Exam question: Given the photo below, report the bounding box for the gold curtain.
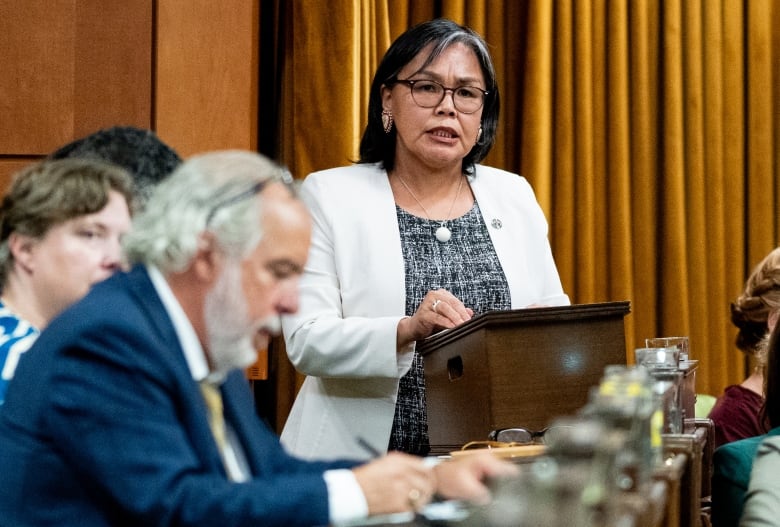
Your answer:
[275,0,780,402]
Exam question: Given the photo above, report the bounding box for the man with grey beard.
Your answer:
[0,150,515,527]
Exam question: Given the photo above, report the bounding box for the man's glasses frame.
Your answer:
[205,170,295,226]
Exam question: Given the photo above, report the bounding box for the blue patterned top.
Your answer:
[0,301,40,404]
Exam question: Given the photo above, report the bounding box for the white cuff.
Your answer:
[324,468,368,525]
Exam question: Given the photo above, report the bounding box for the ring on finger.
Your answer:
[408,488,422,507]
[432,299,442,313]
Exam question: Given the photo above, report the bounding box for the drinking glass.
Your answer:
[645,336,690,361]
[634,346,679,368]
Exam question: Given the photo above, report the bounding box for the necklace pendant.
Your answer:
[435,224,451,243]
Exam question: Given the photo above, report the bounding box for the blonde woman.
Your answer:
[710,247,780,448]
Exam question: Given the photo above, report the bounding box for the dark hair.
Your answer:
[763,323,780,428]
[48,126,181,207]
[0,158,134,286]
[358,18,499,175]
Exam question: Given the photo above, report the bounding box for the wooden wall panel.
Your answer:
[73,0,153,137]
[156,0,258,156]
[0,2,76,153]
[0,0,152,155]
[0,159,40,196]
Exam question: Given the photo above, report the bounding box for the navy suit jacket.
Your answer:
[0,266,356,527]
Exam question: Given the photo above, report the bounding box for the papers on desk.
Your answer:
[450,444,546,460]
[334,500,470,525]
[421,500,470,521]
[335,511,414,526]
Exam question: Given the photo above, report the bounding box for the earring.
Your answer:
[476,126,483,144]
[382,109,394,134]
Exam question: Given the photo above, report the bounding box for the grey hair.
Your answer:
[123,150,288,274]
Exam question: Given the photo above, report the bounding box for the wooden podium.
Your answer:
[419,301,631,454]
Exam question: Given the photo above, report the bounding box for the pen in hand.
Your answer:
[355,436,382,458]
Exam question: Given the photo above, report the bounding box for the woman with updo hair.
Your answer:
[709,247,780,449]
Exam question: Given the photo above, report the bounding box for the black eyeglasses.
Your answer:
[487,426,572,445]
[205,170,295,226]
[392,79,488,114]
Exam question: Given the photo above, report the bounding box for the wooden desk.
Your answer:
[662,422,711,527]
[420,302,631,454]
[346,410,712,527]
[693,418,714,499]
[617,479,672,527]
[344,446,695,527]
[654,453,689,527]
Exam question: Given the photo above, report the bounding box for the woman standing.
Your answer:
[281,18,568,460]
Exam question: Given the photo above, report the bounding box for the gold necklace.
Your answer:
[395,174,464,243]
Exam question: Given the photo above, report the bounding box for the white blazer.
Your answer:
[280,163,569,460]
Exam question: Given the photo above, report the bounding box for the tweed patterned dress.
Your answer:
[389,200,511,455]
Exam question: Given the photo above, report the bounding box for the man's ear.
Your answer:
[192,232,222,283]
[7,232,36,273]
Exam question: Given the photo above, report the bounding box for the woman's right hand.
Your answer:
[397,288,473,348]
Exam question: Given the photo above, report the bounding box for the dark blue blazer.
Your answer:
[712,426,780,527]
[0,266,355,527]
